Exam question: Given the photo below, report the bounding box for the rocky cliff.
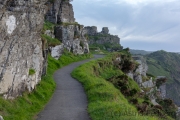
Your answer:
[127,56,167,104]
[45,0,75,24]
[84,26,122,51]
[84,26,120,44]
[0,0,89,98]
[0,0,48,98]
[45,0,89,56]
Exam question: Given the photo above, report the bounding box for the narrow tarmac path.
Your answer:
[37,55,104,120]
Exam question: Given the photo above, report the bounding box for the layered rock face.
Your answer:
[130,56,148,85]
[0,0,47,98]
[55,24,89,54]
[45,0,75,23]
[46,0,89,55]
[127,56,166,104]
[84,26,120,45]
[83,26,97,36]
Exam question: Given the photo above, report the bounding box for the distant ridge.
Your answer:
[130,49,153,55]
[145,50,180,105]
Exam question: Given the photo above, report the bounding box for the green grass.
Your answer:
[71,54,166,120]
[41,34,61,47]
[43,21,55,31]
[0,52,92,120]
[29,69,35,75]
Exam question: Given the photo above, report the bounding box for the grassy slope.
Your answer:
[72,53,166,120]
[0,52,92,120]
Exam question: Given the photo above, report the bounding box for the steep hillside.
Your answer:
[146,50,180,105]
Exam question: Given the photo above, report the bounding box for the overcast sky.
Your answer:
[72,0,180,52]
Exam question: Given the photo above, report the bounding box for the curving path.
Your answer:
[37,55,104,120]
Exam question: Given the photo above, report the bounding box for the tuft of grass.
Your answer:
[43,21,55,31]
[29,69,36,75]
[41,34,61,47]
[0,53,92,120]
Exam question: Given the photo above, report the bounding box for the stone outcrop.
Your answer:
[84,26,120,45]
[57,0,75,23]
[142,79,154,88]
[128,56,148,85]
[127,56,167,105]
[101,27,109,34]
[54,24,89,54]
[45,0,89,56]
[0,0,89,99]
[157,83,166,98]
[45,0,75,23]
[83,26,97,36]
[51,45,64,59]
[0,0,47,98]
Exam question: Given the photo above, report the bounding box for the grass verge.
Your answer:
[0,52,92,120]
[71,53,172,120]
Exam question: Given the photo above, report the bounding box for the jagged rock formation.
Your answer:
[0,0,89,98]
[45,0,75,23]
[55,24,89,54]
[0,0,47,98]
[127,56,166,105]
[84,26,120,45]
[128,56,148,85]
[45,0,89,55]
[157,83,166,98]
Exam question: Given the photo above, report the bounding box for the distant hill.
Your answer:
[130,49,153,55]
[145,50,180,105]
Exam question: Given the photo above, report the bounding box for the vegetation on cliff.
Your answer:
[72,50,174,120]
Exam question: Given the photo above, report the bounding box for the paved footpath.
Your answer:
[37,55,104,120]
